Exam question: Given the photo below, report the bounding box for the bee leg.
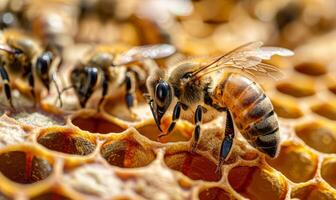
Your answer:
[158,102,182,140]
[0,65,14,109]
[125,71,138,118]
[216,110,235,174]
[27,71,36,107]
[97,73,109,112]
[191,105,203,153]
[49,73,63,107]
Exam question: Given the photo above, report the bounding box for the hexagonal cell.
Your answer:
[101,139,155,168]
[71,115,126,134]
[311,103,336,121]
[198,187,233,200]
[164,151,221,182]
[0,151,52,184]
[271,96,303,119]
[136,124,191,143]
[291,184,336,200]
[30,192,72,200]
[37,129,96,155]
[321,157,336,189]
[228,166,287,200]
[276,80,316,97]
[266,143,318,183]
[295,122,336,153]
[294,62,327,76]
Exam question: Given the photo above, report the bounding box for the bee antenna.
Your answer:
[51,73,63,107]
[60,85,75,95]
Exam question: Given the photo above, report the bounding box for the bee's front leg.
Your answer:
[216,110,235,174]
[50,72,64,107]
[124,71,138,119]
[158,102,182,139]
[191,105,203,152]
[0,64,14,108]
[97,73,109,112]
[27,71,36,107]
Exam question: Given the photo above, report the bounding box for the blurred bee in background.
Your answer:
[145,41,293,172]
[0,0,27,29]
[64,43,175,114]
[25,0,79,51]
[0,0,79,52]
[0,29,62,108]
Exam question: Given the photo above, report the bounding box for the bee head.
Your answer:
[71,66,98,108]
[36,51,53,90]
[146,69,173,132]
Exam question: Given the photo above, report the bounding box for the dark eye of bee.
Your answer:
[36,52,53,75]
[155,80,171,107]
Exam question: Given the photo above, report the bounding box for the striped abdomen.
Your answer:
[213,73,280,157]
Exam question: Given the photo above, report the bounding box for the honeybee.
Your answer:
[0,29,62,108]
[66,43,175,112]
[145,41,293,172]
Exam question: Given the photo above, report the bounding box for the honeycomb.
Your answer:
[1,0,336,200]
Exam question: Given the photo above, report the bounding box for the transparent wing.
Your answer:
[114,44,176,65]
[192,41,293,81]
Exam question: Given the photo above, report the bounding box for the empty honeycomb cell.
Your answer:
[291,184,336,200]
[295,122,336,153]
[71,114,126,134]
[294,62,327,76]
[30,192,72,200]
[311,103,336,120]
[164,151,221,182]
[198,187,233,200]
[266,143,318,183]
[276,80,316,97]
[101,139,156,168]
[37,129,96,155]
[228,166,287,200]
[271,96,303,119]
[136,124,191,143]
[0,151,52,184]
[321,157,336,189]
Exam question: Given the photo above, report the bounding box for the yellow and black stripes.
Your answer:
[213,73,280,158]
[0,64,13,108]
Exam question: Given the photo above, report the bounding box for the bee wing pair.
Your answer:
[113,44,176,66]
[191,41,294,81]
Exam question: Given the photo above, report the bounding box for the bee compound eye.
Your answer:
[37,52,53,75]
[155,81,171,107]
[37,56,49,74]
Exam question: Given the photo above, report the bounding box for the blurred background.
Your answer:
[1,0,336,54]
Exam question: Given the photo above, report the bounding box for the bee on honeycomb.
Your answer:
[0,0,336,200]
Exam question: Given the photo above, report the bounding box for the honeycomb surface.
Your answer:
[0,0,336,200]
